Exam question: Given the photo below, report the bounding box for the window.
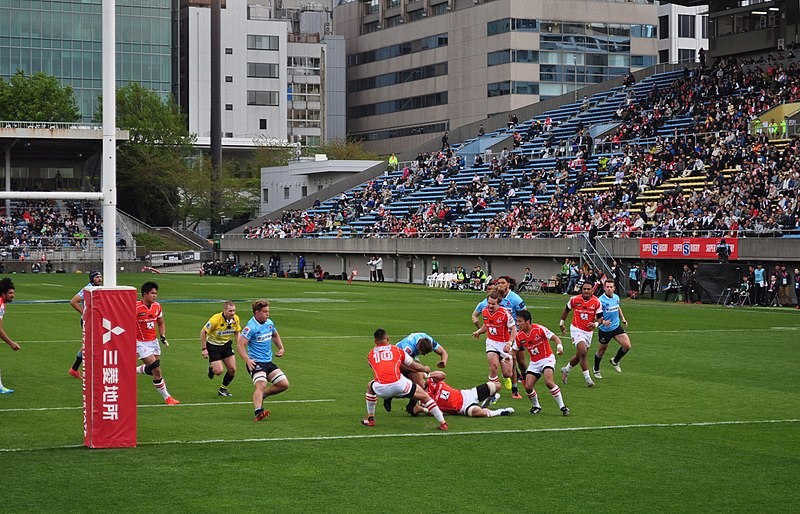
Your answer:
[678,15,695,38]
[348,62,448,92]
[386,15,402,28]
[658,49,669,64]
[658,15,669,39]
[247,35,279,51]
[225,48,233,55]
[301,186,308,197]
[631,55,656,67]
[488,81,511,97]
[431,3,448,16]
[701,16,707,39]
[247,90,280,106]
[407,9,425,22]
[224,132,233,138]
[348,34,448,66]
[678,48,695,64]
[488,50,511,67]
[263,188,269,203]
[631,24,657,38]
[225,104,233,110]
[225,76,233,82]
[283,187,290,200]
[260,119,267,130]
[488,50,539,66]
[248,62,279,78]
[348,92,448,119]
[487,19,512,36]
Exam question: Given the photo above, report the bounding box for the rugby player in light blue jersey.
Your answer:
[237,299,289,422]
[67,270,102,378]
[593,281,632,379]
[385,332,449,415]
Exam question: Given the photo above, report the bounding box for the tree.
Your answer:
[174,157,259,232]
[96,83,196,225]
[304,138,381,161]
[0,70,81,122]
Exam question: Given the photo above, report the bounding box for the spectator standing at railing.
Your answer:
[793,268,800,309]
[779,264,792,307]
[388,153,398,171]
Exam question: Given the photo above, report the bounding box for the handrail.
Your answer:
[224,228,800,240]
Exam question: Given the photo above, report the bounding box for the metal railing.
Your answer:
[224,227,800,240]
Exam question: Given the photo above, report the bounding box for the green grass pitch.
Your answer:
[1,273,798,512]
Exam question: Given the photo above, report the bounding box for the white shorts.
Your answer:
[526,355,557,377]
[457,387,480,415]
[485,339,511,360]
[372,376,414,399]
[136,339,161,359]
[570,326,593,348]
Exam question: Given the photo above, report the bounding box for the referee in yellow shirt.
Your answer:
[201,300,241,396]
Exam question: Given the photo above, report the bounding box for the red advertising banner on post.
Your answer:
[83,286,138,448]
[639,238,739,261]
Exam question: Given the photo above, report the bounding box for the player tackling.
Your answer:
[363,328,448,431]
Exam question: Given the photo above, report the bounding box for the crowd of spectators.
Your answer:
[236,55,800,240]
[0,200,98,259]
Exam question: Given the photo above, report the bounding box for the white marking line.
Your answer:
[18,326,800,344]
[0,418,796,453]
[0,398,335,413]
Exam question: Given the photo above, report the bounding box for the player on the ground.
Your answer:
[134,281,179,405]
[67,270,102,378]
[559,282,603,387]
[513,309,569,416]
[237,299,289,422]
[0,278,20,394]
[384,332,449,414]
[412,371,514,418]
[593,280,632,378]
[201,300,240,397]
[363,328,448,430]
[472,291,517,392]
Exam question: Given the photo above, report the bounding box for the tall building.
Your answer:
[334,0,659,154]
[0,0,172,121]
[657,2,708,65]
[180,0,346,148]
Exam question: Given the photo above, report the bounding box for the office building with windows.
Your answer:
[0,0,172,122]
[180,0,346,148]
[657,2,708,65]
[334,0,659,154]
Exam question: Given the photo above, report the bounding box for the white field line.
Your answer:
[0,398,335,413]
[0,418,796,453]
[18,326,800,344]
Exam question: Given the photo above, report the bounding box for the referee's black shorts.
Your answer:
[207,341,234,362]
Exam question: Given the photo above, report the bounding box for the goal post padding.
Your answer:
[83,286,138,448]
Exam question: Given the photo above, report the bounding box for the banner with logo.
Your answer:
[83,286,138,448]
[639,238,739,261]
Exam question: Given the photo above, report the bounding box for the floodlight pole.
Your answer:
[102,0,118,286]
